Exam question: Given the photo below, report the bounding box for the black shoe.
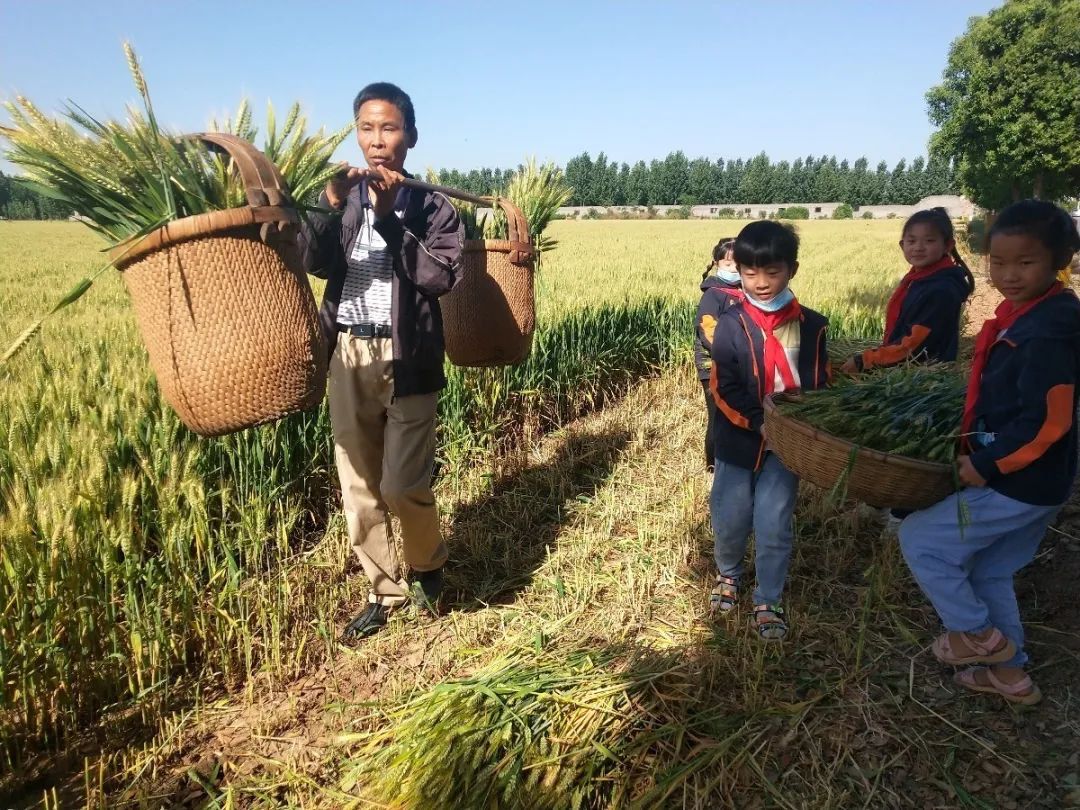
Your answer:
[341,603,389,641]
[414,566,444,602]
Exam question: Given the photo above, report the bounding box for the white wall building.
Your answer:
[555,194,977,221]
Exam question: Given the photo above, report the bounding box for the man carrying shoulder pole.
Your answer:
[299,82,463,640]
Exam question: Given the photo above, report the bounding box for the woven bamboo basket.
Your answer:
[439,197,535,367]
[110,133,327,437]
[763,393,955,510]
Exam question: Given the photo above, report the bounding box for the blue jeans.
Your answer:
[710,453,799,606]
[899,487,1059,668]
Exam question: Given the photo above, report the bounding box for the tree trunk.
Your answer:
[1034,173,1044,199]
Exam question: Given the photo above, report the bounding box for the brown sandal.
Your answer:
[953,667,1042,706]
[931,628,1016,666]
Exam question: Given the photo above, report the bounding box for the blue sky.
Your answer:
[1,1,999,175]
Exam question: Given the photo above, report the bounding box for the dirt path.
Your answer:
[963,264,1003,337]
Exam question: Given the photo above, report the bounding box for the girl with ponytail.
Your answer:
[841,207,975,374]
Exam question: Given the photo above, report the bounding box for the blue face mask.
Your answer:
[744,287,795,313]
[715,267,741,285]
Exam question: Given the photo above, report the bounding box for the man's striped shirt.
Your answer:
[337,208,399,326]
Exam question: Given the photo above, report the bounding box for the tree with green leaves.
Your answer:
[814,156,843,202]
[848,157,871,206]
[592,152,612,206]
[614,163,630,206]
[687,157,715,204]
[563,152,593,206]
[926,0,1080,209]
[739,152,774,205]
[659,151,689,205]
[626,161,649,206]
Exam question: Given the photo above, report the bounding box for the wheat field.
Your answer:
[11,218,1066,810]
[0,218,900,769]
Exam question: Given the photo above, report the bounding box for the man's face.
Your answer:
[356,99,412,173]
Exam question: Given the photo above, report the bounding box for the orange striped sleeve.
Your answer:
[860,325,931,370]
[710,366,751,429]
[716,396,751,429]
[995,384,1075,474]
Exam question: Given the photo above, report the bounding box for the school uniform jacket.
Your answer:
[968,290,1080,506]
[694,276,743,380]
[710,302,830,472]
[855,265,969,370]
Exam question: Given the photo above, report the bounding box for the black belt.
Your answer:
[337,322,392,338]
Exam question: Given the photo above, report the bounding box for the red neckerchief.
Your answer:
[884,256,956,339]
[741,298,802,394]
[716,286,745,302]
[962,282,1065,440]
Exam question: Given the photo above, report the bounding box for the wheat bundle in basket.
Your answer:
[763,364,964,509]
[1,45,350,435]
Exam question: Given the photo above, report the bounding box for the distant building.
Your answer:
[854,195,976,220]
[554,195,977,221]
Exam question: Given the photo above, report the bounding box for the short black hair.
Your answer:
[733,220,799,268]
[352,82,416,133]
[989,199,1080,272]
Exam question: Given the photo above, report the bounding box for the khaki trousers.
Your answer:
[328,333,446,606]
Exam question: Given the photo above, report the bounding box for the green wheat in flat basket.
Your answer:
[776,363,966,464]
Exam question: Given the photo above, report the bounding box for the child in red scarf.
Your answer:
[708,221,830,640]
[840,207,975,374]
[695,238,742,472]
[899,200,1080,705]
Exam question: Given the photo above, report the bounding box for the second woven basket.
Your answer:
[763,393,956,510]
[439,196,535,367]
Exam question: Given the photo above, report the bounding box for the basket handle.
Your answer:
[109,134,298,267]
[349,170,532,265]
[193,132,294,209]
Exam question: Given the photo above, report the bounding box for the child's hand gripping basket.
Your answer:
[110,133,327,437]
[763,393,956,510]
[438,195,535,367]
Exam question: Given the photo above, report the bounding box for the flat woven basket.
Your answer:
[439,198,534,367]
[111,133,327,437]
[763,393,955,510]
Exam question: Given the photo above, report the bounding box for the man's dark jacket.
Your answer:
[298,180,464,395]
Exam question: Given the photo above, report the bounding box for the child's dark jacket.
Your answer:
[695,276,742,380]
[969,291,1080,506]
[710,303,830,471]
[857,265,969,369]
